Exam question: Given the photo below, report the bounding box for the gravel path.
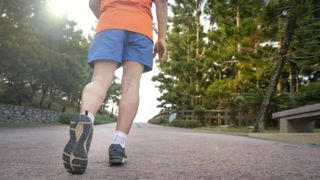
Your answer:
[0,123,319,180]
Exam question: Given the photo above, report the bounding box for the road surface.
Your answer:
[0,123,319,180]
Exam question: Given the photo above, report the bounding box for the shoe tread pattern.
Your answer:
[63,115,93,174]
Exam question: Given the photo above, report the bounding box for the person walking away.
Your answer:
[62,0,168,174]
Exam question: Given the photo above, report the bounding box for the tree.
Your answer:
[105,79,121,114]
[255,0,319,132]
[0,0,90,110]
[153,0,206,110]
[203,0,268,116]
[152,0,320,128]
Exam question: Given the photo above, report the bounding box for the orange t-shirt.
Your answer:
[96,0,154,41]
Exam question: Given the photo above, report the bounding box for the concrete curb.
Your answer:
[249,133,320,145]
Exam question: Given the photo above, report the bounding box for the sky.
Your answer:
[48,0,170,122]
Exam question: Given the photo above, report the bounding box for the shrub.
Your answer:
[169,119,201,128]
[94,114,117,125]
[193,106,205,125]
[59,114,73,124]
[148,116,168,125]
[294,82,320,106]
[59,113,117,125]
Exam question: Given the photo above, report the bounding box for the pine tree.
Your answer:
[0,0,90,108]
[256,0,320,131]
[153,0,206,110]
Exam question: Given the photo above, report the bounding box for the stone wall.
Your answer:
[0,104,61,122]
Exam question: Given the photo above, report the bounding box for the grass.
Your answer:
[194,126,320,134]
[194,126,255,133]
[194,126,279,134]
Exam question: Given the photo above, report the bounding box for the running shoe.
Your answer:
[62,114,93,174]
[108,144,127,165]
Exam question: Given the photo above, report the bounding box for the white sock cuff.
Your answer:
[114,130,128,139]
[112,130,128,148]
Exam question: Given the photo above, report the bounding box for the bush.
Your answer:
[169,119,201,128]
[294,82,320,106]
[59,113,117,125]
[94,114,117,125]
[148,116,168,125]
[59,114,73,124]
[193,106,205,125]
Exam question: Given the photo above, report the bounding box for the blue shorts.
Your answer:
[88,29,154,72]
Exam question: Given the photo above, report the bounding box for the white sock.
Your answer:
[112,131,128,148]
[81,111,95,124]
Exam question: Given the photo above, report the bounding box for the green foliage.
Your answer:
[0,0,121,113]
[194,126,280,133]
[193,106,205,125]
[103,79,121,114]
[294,83,320,106]
[271,93,296,112]
[0,0,91,109]
[154,0,276,112]
[153,0,207,110]
[94,114,117,125]
[169,119,202,128]
[193,106,205,118]
[148,116,168,125]
[153,0,320,129]
[58,114,74,124]
[59,113,117,125]
[244,88,296,113]
[195,126,253,133]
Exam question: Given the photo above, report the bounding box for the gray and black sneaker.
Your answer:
[108,144,127,165]
[63,114,93,174]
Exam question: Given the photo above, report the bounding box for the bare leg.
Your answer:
[80,61,118,115]
[116,61,144,134]
[63,60,117,174]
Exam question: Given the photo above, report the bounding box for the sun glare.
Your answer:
[48,0,69,17]
[47,0,97,35]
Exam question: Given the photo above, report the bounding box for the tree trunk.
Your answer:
[195,0,200,59]
[236,1,242,80]
[195,0,201,103]
[254,11,298,132]
[276,77,283,92]
[77,94,81,112]
[62,106,66,113]
[29,78,38,103]
[47,88,52,109]
[39,85,48,108]
[289,61,298,93]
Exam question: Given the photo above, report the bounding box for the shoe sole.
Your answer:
[109,156,127,165]
[63,116,93,174]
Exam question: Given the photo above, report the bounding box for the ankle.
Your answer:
[112,130,128,148]
[81,111,95,123]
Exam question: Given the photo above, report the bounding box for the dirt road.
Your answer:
[0,123,319,180]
